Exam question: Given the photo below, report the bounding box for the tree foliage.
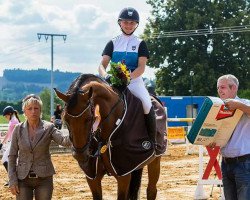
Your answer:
[0,69,81,102]
[4,68,80,84]
[144,0,250,96]
[40,88,64,121]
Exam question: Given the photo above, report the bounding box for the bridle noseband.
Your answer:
[65,98,96,155]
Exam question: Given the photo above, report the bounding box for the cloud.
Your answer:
[0,0,154,78]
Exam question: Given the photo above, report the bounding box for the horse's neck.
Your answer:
[92,84,123,137]
[92,83,118,105]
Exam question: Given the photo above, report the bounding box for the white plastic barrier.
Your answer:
[0,124,8,156]
[194,146,225,200]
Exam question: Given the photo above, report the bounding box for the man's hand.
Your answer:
[0,143,3,150]
[224,99,239,110]
[207,142,217,149]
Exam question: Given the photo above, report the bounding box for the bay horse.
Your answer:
[54,74,166,200]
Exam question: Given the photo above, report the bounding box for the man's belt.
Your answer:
[223,154,250,164]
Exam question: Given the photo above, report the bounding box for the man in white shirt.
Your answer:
[217,74,250,200]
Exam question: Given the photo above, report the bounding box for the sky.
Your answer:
[0,0,156,79]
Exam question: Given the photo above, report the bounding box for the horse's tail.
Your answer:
[128,168,143,200]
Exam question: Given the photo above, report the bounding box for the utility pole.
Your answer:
[190,70,194,123]
[37,33,67,118]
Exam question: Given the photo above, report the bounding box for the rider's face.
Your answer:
[119,20,138,35]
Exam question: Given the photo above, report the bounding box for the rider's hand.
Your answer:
[105,74,112,84]
[0,143,3,150]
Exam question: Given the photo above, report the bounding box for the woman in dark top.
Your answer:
[53,104,62,129]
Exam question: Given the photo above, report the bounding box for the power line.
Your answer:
[147,25,250,38]
[0,41,66,65]
[37,33,67,117]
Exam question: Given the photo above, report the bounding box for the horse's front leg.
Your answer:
[86,174,104,200]
[116,174,131,200]
[147,156,161,200]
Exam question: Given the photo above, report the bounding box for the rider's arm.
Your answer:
[130,57,147,80]
[98,40,113,78]
[99,55,111,78]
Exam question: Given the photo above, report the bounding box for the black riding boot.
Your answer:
[3,161,8,172]
[145,107,157,150]
[3,162,9,187]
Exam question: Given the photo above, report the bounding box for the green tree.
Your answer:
[40,88,64,121]
[144,0,250,96]
[40,88,51,120]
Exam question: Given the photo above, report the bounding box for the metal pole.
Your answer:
[37,33,67,119]
[190,71,194,121]
[51,36,54,117]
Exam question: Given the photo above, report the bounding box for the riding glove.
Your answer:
[105,74,112,84]
[0,143,2,150]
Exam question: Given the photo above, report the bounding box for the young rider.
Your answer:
[98,7,157,150]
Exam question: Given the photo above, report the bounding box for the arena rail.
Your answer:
[0,124,71,156]
[167,118,196,155]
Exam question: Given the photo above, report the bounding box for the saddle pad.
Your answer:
[151,95,167,156]
[109,89,155,176]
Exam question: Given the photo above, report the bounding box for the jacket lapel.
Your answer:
[21,121,33,150]
[32,120,45,148]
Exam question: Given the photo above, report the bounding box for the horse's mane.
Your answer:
[66,74,105,109]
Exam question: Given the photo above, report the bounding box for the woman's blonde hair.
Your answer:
[22,94,43,118]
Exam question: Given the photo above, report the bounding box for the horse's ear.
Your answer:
[88,87,93,98]
[54,88,70,103]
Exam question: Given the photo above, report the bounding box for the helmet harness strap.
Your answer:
[118,21,139,36]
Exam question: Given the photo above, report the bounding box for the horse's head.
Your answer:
[54,86,100,163]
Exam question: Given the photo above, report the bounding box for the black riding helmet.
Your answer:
[118,7,140,23]
[2,106,14,116]
[118,7,139,35]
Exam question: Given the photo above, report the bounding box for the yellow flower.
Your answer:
[107,62,131,87]
[120,63,127,72]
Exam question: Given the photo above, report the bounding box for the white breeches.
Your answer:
[128,76,152,114]
[1,141,11,164]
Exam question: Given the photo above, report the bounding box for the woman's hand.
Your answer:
[10,185,19,195]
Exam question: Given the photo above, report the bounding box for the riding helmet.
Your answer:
[2,106,14,116]
[118,7,139,23]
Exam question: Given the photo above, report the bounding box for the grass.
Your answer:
[0,115,26,124]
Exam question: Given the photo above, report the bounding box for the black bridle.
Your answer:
[65,94,122,157]
[64,98,95,155]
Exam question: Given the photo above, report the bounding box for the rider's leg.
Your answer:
[144,107,157,144]
[128,76,157,148]
[3,161,8,172]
